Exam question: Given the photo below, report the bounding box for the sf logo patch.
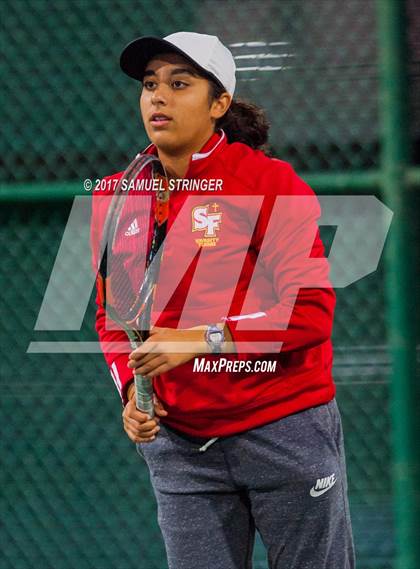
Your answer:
[192,203,222,247]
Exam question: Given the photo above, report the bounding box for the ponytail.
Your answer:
[208,80,272,155]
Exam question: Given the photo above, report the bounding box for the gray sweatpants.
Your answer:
[136,399,355,569]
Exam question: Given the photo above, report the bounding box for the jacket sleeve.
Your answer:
[90,190,134,407]
[224,161,336,357]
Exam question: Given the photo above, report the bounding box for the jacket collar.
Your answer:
[142,130,226,176]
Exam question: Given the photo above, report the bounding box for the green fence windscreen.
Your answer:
[2,0,384,185]
[2,1,420,568]
[0,202,394,569]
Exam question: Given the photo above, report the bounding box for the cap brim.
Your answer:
[120,36,225,90]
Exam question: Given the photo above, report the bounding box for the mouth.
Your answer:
[150,113,172,127]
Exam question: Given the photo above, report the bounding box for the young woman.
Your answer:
[92,32,355,569]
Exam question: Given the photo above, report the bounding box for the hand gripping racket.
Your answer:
[97,153,170,417]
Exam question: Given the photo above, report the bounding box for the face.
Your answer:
[140,52,231,155]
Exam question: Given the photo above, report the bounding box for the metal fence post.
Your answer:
[377,1,420,568]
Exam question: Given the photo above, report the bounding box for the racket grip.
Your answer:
[134,373,155,418]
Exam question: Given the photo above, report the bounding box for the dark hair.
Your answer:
[208,79,272,155]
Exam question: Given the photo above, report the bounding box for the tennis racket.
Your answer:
[97,153,170,418]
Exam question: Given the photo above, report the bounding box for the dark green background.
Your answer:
[1,1,420,568]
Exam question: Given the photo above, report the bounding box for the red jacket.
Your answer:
[91,130,336,437]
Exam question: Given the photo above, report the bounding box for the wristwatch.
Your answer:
[205,324,225,354]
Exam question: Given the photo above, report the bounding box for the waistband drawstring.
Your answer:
[198,437,219,452]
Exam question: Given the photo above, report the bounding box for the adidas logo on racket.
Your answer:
[125,218,140,236]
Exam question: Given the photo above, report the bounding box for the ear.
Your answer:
[210,92,232,120]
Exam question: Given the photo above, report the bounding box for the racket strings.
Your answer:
[98,154,155,285]
[108,190,152,323]
[101,155,170,330]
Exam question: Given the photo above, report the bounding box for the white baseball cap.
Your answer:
[120,31,236,96]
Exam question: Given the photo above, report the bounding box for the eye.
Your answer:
[172,80,188,89]
[143,80,156,90]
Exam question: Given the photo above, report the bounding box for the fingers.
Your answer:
[137,358,167,378]
[132,351,161,366]
[122,398,160,444]
[123,419,160,443]
[129,355,167,378]
[146,362,172,378]
[123,383,169,443]
[127,328,170,363]
[154,409,167,417]
[128,340,160,362]
[124,398,152,423]
[124,414,159,429]
[153,395,168,417]
[127,351,161,372]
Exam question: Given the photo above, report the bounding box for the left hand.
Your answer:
[127,326,208,378]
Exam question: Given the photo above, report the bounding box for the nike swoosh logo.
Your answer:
[309,479,337,497]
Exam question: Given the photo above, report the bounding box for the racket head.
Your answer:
[97,153,169,333]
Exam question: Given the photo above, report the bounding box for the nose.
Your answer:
[151,83,168,106]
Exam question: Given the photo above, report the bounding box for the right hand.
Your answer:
[122,383,168,444]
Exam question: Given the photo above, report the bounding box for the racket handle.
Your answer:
[134,373,155,418]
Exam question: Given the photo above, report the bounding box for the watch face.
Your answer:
[209,331,222,343]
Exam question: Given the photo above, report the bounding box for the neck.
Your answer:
[156,129,216,179]
[157,150,191,179]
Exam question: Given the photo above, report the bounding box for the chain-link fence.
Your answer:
[1,1,419,568]
[1,0,385,184]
